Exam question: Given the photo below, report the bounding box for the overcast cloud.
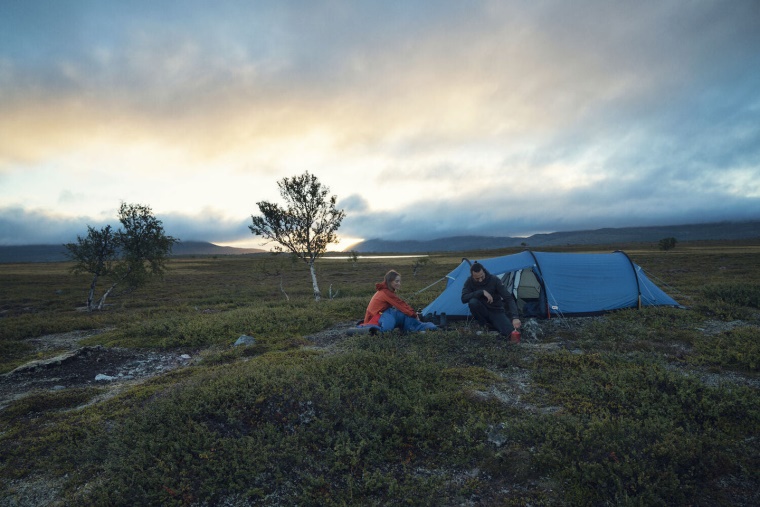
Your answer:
[1,1,758,249]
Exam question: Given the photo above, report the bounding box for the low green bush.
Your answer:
[521,351,759,505]
[56,348,510,505]
[86,297,366,349]
[0,340,36,373]
[690,326,760,371]
[572,308,703,355]
[703,283,760,309]
[0,387,105,425]
[696,282,760,320]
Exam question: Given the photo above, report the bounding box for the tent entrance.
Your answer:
[501,268,545,318]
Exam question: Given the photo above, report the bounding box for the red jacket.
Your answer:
[362,281,417,325]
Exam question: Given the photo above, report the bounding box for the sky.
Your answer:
[1,0,759,250]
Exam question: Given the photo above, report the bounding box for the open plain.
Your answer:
[1,241,758,506]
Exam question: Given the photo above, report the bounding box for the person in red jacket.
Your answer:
[361,270,438,333]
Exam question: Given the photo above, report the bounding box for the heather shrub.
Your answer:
[702,283,760,309]
[690,326,760,371]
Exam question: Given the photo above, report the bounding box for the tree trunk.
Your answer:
[279,275,290,301]
[309,261,321,301]
[97,282,118,310]
[96,266,131,310]
[87,273,99,311]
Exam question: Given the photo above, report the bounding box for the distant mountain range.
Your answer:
[1,221,758,262]
[0,241,265,263]
[348,220,760,253]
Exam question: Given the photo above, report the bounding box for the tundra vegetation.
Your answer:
[0,241,758,506]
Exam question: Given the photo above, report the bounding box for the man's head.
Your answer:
[470,263,486,283]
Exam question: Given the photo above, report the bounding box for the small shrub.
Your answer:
[0,388,105,425]
[523,350,759,505]
[0,340,36,374]
[658,237,677,250]
[695,282,760,320]
[52,348,512,505]
[702,283,760,309]
[690,326,760,371]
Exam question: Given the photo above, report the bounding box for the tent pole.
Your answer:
[616,250,644,311]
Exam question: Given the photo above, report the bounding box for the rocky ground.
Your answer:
[0,330,194,412]
[0,331,200,507]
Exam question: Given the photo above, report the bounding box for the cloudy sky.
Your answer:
[2,0,759,250]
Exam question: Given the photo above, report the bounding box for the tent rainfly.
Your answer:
[421,250,681,322]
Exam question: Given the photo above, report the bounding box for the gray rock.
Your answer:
[95,374,116,381]
[487,423,509,447]
[234,335,256,346]
[521,319,544,341]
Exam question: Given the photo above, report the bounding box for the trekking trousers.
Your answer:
[378,308,438,333]
[466,298,515,336]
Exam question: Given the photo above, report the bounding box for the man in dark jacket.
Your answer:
[461,262,522,337]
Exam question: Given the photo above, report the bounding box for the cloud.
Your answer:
[1,1,759,248]
[340,176,760,242]
[0,205,252,247]
[160,209,252,244]
[0,206,107,246]
[338,194,369,213]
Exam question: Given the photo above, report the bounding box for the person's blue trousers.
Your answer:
[378,308,437,333]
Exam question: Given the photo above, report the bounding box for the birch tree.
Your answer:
[249,172,345,301]
[65,202,177,310]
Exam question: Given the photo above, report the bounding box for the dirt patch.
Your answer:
[0,330,192,411]
[303,320,364,350]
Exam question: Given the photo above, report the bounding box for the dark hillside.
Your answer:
[0,241,264,263]
[3,221,758,261]
[351,220,760,253]
[0,244,70,263]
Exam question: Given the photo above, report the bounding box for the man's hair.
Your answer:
[470,262,485,274]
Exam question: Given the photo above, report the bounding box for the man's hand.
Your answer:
[512,318,522,329]
[482,290,493,303]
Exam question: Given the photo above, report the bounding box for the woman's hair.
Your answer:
[384,270,401,289]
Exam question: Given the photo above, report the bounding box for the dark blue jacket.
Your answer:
[461,268,519,319]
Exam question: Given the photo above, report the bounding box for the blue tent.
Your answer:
[421,250,681,321]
